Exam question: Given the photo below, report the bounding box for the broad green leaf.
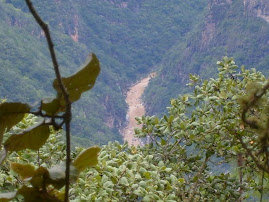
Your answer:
[119,177,129,186]
[161,139,166,146]
[29,167,49,188]
[143,172,151,179]
[154,117,159,124]
[168,115,174,123]
[41,98,60,115]
[72,146,101,172]
[192,176,198,182]
[178,178,185,184]
[53,53,100,112]
[0,102,30,145]
[4,121,50,152]
[48,162,79,189]
[0,192,17,201]
[10,162,35,180]
[17,185,60,202]
[219,91,228,99]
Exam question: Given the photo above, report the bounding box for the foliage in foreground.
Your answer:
[1,57,269,201]
[0,1,103,200]
[0,50,101,201]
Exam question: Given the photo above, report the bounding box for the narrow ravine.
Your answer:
[122,73,156,146]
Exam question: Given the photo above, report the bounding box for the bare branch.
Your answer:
[25,1,72,201]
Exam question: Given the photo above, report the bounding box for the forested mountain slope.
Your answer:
[145,0,269,115]
[0,0,207,145]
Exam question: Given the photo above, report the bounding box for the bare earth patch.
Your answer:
[122,73,156,146]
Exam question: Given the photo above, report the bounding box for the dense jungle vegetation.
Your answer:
[1,0,269,201]
[0,0,207,144]
[144,0,269,116]
[1,57,269,201]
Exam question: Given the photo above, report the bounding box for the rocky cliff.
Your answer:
[145,0,269,115]
[0,0,207,144]
[244,0,269,23]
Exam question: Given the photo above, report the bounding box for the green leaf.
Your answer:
[10,163,35,180]
[72,146,101,172]
[0,102,30,145]
[143,172,151,179]
[192,175,198,182]
[29,167,49,188]
[48,162,79,189]
[178,178,185,184]
[4,121,50,152]
[161,139,167,146]
[119,177,129,186]
[41,98,60,115]
[17,185,59,202]
[168,115,174,123]
[53,53,100,112]
[154,117,159,124]
[0,192,17,201]
[219,91,228,99]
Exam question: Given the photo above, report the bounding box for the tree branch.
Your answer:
[237,134,269,174]
[25,1,72,201]
[188,156,209,201]
[241,81,269,129]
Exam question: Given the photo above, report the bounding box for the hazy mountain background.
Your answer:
[145,0,269,115]
[1,0,269,146]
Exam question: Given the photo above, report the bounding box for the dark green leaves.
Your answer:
[0,51,101,199]
[6,162,80,200]
[42,54,100,114]
[48,163,79,189]
[41,98,60,115]
[17,185,59,202]
[4,121,50,152]
[73,146,101,172]
[0,122,50,164]
[10,163,36,180]
[0,102,30,145]
[28,167,49,188]
[54,53,100,102]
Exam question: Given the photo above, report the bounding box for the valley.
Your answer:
[1,1,269,201]
[122,73,156,146]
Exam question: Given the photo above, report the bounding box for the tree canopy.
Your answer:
[1,57,268,201]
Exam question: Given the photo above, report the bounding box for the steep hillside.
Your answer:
[145,0,269,115]
[0,0,207,145]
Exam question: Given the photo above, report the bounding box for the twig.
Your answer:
[37,149,40,168]
[237,153,244,202]
[24,1,72,201]
[188,156,209,201]
[238,135,269,173]
[260,169,265,202]
[241,81,269,129]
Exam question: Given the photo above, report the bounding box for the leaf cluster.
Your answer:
[0,51,101,200]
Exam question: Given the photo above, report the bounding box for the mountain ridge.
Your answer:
[144,0,269,116]
[0,0,207,145]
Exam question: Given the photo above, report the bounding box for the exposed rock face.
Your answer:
[202,0,233,47]
[145,0,269,116]
[204,0,269,45]
[244,0,269,23]
[177,0,269,75]
[201,14,216,48]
